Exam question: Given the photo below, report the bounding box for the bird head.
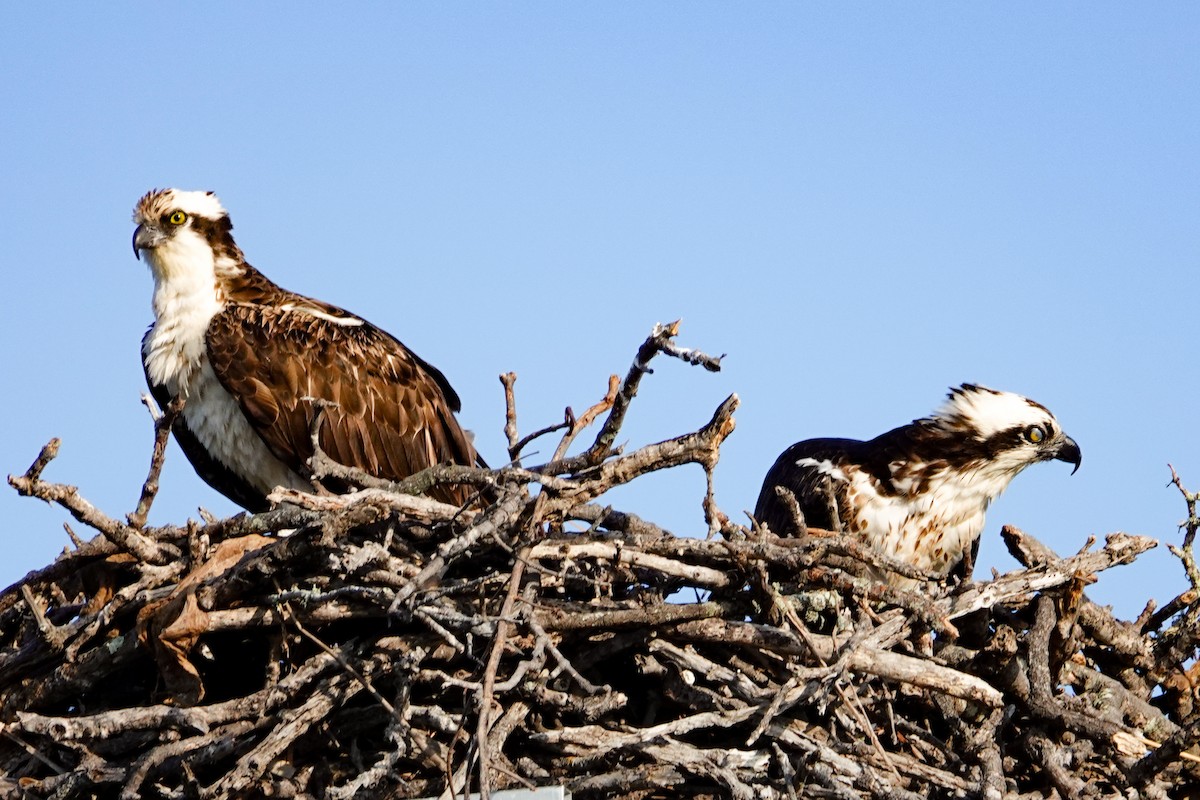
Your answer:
[132,189,243,283]
[924,383,1081,477]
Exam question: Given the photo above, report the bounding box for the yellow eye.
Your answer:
[168,211,187,225]
[1025,425,1045,444]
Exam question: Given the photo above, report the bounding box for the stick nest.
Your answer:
[4,323,1200,799]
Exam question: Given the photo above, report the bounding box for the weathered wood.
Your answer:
[3,323,1197,799]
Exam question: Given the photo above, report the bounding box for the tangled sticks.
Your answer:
[2,322,1198,799]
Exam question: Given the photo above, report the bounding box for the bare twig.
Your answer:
[548,375,620,464]
[127,396,184,529]
[475,558,526,799]
[501,372,522,463]
[9,446,180,565]
[1168,464,1200,589]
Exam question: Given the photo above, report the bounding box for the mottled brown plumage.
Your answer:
[134,188,480,511]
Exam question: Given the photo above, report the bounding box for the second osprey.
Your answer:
[754,384,1081,588]
[133,188,481,511]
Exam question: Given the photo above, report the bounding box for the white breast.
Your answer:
[142,245,308,499]
[183,360,309,496]
[841,465,1013,589]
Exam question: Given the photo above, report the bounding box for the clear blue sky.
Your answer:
[2,6,1197,619]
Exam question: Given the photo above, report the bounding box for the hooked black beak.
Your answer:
[132,223,162,260]
[1054,435,1082,475]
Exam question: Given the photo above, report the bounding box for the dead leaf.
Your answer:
[136,535,273,706]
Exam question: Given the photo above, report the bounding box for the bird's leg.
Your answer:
[955,536,982,586]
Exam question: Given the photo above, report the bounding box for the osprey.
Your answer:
[753,384,1081,588]
[133,188,481,511]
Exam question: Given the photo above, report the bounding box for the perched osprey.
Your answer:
[133,188,481,511]
[753,384,1081,588]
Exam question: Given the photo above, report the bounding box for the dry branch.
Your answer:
[3,322,1198,799]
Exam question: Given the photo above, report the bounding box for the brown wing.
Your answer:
[206,303,479,506]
